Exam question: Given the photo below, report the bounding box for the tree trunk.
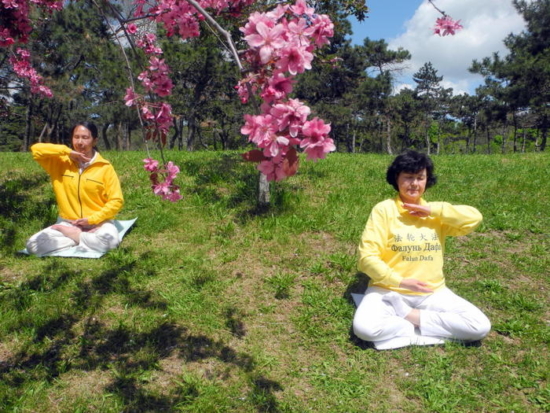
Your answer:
[126,123,131,150]
[386,116,393,155]
[116,122,123,150]
[258,173,270,208]
[23,99,34,151]
[187,117,196,151]
[424,114,430,155]
[501,122,508,154]
[540,116,548,151]
[170,116,183,149]
[102,123,112,150]
[472,117,478,153]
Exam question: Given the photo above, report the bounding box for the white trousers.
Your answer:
[26,219,120,256]
[353,287,491,344]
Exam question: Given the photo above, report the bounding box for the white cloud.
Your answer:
[388,0,527,95]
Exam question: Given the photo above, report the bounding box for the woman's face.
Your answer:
[72,125,96,157]
[397,169,427,204]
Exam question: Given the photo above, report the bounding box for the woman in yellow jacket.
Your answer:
[26,122,124,256]
[353,150,490,350]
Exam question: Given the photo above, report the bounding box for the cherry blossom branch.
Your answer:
[428,0,446,16]
[428,0,463,36]
[92,0,161,162]
[185,0,244,71]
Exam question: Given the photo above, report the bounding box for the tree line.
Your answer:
[0,0,547,154]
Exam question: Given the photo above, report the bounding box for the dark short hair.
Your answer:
[70,122,98,139]
[386,150,437,191]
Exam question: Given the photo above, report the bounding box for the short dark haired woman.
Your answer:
[353,150,490,350]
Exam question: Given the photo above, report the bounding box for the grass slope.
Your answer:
[0,150,549,412]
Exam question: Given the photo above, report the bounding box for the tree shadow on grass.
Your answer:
[181,153,303,220]
[0,173,55,252]
[0,249,283,412]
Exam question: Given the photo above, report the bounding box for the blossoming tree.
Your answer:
[1,0,462,204]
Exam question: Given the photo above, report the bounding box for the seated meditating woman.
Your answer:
[353,150,490,349]
[26,122,124,256]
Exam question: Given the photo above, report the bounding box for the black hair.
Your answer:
[70,122,98,139]
[386,150,437,191]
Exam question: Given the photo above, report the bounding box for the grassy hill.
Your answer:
[0,150,549,412]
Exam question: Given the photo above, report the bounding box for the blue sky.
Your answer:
[349,0,423,45]
[347,0,528,95]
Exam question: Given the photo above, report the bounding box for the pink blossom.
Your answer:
[164,189,182,202]
[143,157,183,202]
[275,45,313,75]
[261,72,294,103]
[155,102,172,135]
[244,22,286,64]
[289,0,315,16]
[165,161,180,182]
[127,23,138,34]
[266,4,289,21]
[241,114,279,147]
[9,48,52,98]
[309,14,334,47]
[300,118,335,160]
[270,98,310,137]
[263,134,290,158]
[153,181,171,196]
[124,87,138,106]
[240,12,274,36]
[141,105,155,121]
[143,158,159,172]
[287,18,315,46]
[433,16,463,36]
[258,159,287,182]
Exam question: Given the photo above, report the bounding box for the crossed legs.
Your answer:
[26,220,120,256]
[353,286,491,346]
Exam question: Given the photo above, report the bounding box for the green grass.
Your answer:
[0,150,549,412]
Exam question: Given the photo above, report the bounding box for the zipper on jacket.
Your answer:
[77,173,83,218]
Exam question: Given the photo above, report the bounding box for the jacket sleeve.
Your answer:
[357,204,403,287]
[430,202,483,237]
[87,165,124,225]
[31,143,72,173]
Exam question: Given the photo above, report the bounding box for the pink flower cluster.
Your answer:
[124,32,173,140]
[0,0,62,46]
[134,0,254,39]
[1,0,61,97]
[433,16,463,36]
[9,48,53,98]
[143,158,183,202]
[238,0,336,181]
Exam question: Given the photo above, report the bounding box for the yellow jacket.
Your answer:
[31,143,123,225]
[357,197,482,295]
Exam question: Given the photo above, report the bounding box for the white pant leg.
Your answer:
[79,221,120,253]
[416,288,491,341]
[26,222,77,256]
[353,287,415,342]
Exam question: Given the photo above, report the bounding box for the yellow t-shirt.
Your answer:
[357,197,482,295]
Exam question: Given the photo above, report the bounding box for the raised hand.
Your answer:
[69,150,91,164]
[403,203,431,217]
